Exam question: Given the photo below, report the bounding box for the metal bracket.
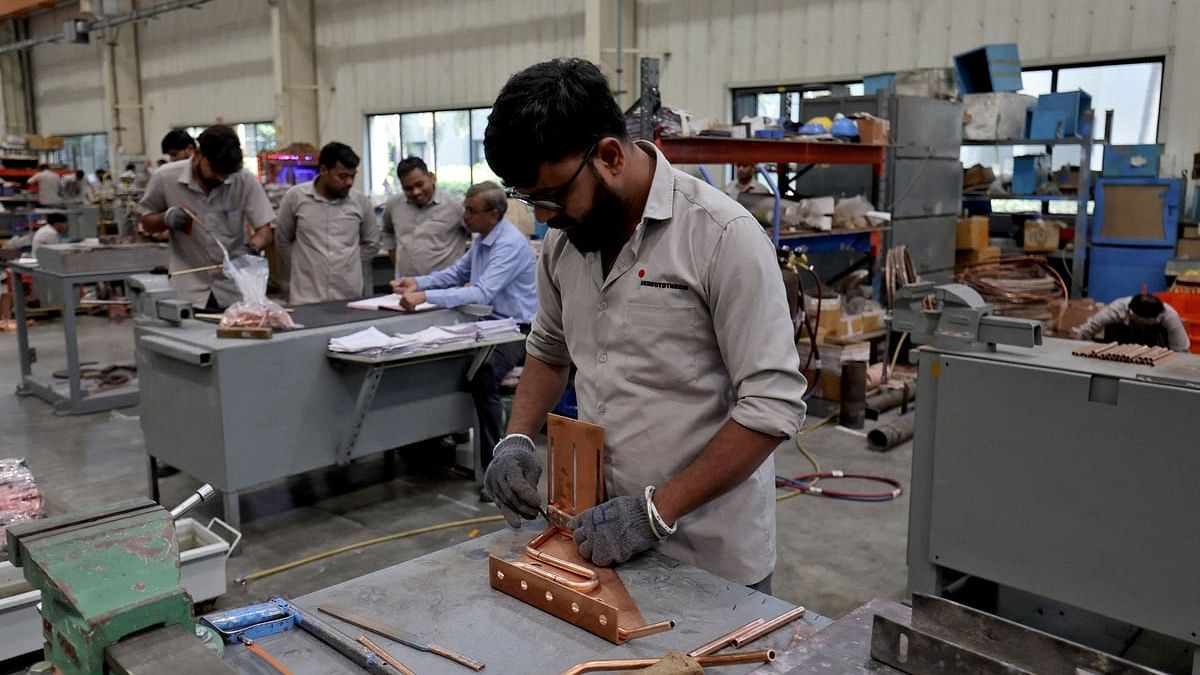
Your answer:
[336,366,384,464]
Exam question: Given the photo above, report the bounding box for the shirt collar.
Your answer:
[300,180,344,204]
[179,159,235,193]
[481,218,510,246]
[635,140,675,224]
[412,190,441,208]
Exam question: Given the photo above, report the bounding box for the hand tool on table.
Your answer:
[319,604,486,671]
[273,597,393,674]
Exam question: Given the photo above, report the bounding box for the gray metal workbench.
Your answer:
[136,305,524,528]
[9,262,151,415]
[220,525,828,674]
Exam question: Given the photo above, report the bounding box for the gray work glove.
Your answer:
[567,494,661,567]
[484,434,543,528]
[164,206,192,233]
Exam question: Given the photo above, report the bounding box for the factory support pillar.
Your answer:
[0,19,36,135]
[270,0,318,147]
[101,7,145,168]
[584,0,638,110]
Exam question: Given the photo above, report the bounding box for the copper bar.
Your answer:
[244,641,294,675]
[560,649,775,675]
[525,528,600,585]
[732,606,807,647]
[616,619,677,642]
[356,635,416,675]
[687,617,766,657]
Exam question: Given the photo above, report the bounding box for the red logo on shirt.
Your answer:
[637,269,646,278]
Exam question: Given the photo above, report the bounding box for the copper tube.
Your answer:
[526,527,600,585]
[559,649,775,675]
[732,606,807,647]
[356,635,416,675]
[512,561,600,593]
[687,617,766,657]
[244,641,294,675]
[616,619,676,642]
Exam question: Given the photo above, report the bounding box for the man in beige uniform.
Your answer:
[275,142,380,305]
[482,59,806,591]
[380,157,466,277]
[139,125,275,310]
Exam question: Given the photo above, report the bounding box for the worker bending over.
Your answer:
[1072,289,1190,352]
[381,157,466,277]
[275,142,380,305]
[138,125,275,311]
[392,181,536,498]
[482,58,806,592]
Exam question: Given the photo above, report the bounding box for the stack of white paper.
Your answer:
[328,327,418,354]
[328,319,520,357]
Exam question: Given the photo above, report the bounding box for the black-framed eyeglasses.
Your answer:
[505,142,598,213]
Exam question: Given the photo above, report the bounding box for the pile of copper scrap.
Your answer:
[956,255,1068,327]
[1071,342,1175,366]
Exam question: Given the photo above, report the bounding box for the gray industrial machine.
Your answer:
[895,283,1200,673]
[128,273,192,325]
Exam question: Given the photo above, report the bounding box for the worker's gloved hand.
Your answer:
[567,493,661,567]
[484,434,543,528]
[163,206,192,233]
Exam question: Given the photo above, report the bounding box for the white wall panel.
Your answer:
[314,0,584,150]
[30,7,105,135]
[138,0,273,141]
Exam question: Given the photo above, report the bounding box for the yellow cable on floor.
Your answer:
[235,514,504,585]
[775,415,832,502]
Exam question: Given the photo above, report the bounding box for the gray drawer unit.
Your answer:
[890,215,955,278]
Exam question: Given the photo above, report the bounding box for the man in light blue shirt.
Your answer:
[391,181,537,499]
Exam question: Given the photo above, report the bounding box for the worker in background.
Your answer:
[161,129,196,162]
[275,142,380,305]
[381,157,466,278]
[723,163,770,199]
[90,169,113,203]
[1071,288,1190,352]
[31,213,69,253]
[482,58,806,592]
[138,124,275,311]
[60,170,93,205]
[29,164,63,206]
[391,181,537,499]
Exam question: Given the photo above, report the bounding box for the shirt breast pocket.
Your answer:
[621,302,699,389]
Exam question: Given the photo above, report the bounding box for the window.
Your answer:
[365,107,494,197]
[181,122,278,174]
[960,58,1164,191]
[50,133,109,176]
[733,82,867,125]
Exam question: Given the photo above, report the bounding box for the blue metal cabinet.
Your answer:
[954,43,1023,93]
[1029,90,1092,139]
[1087,246,1173,302]
[1101,145,1162,177]
[1090,178,1182,247]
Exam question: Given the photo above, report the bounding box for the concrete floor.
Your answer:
[0,315,914,671]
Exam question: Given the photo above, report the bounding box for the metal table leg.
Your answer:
[60,276,81,414]
[13,272,32,395]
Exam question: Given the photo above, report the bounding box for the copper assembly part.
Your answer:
[616,619,677,642]
[512,561,600,593]
[355,635,416,675]
[525,527,601,587]
[731,606,807,648]
[687,617,767,657]
[559,649,776,675]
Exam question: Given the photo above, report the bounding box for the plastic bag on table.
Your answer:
[0,458,44,555]
[218,254,296,330]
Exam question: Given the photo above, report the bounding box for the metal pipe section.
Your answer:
[169,483,215,519]
[867,412,916,452]
[287,603,390,675]
[865,386,915,420]
[839,361,868,429]
[616,619,676,642]
[731,606,807,648]
[560,649,775,675]
[687,617,766,657]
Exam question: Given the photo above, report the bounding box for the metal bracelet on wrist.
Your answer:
[644,485,677,540]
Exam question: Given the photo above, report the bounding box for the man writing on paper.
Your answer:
[481,59,806,592]
[275,142,380,305]
[391,181,537,497]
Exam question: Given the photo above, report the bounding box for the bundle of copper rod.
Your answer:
[1071,342,1175,366]
[956,255,1069,325]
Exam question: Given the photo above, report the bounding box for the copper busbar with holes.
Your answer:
[488,414,676,644]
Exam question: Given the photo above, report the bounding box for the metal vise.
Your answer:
[128,274,192,325]
[890,282,1043,352]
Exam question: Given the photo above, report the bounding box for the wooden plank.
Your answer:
[216,326,273,340]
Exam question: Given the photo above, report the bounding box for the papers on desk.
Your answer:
[328,318,521,357]
[347,294,437,312]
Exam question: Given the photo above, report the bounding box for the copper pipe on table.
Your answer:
[687,617,766,657]
[559,649,775,675]
[356,635,416,675]
[512,561,600,593]
[521,527,600,591]
[616,619,677,642]
[731,606,807,648]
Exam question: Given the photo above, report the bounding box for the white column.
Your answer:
[270,0,318,147]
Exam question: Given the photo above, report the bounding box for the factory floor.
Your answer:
[0,315,913,672]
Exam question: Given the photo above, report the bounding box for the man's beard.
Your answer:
[549,174,628,255]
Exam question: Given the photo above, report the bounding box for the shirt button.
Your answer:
[598,353,608,364]
[598,404,607,414]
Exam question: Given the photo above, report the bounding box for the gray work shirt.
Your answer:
[31,224,60,253]
[137,159,275,308]
[527,142,807,584]
[381,190,467,277]
[275,181,380,305]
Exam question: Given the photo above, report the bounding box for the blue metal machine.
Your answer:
[1088,177,1182,301]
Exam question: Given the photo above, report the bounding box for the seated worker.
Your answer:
[723,163,770,199]
[32,213,69,253]
[1071,288,1190,352]
[390,181,536,499]
[137,125,275,311]
[275,142,380,305]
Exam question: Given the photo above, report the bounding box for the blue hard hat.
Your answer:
[830,118,859,138]
[798,123,827,136]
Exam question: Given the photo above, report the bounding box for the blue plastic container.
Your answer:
[1029,90,1092,139]
[954,43,1023,93]
[863,73,895,95]
[1012,155,1050,195]
[1102,145,1162,177]
[1088,245,1173,302]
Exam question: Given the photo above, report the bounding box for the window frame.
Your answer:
[49,132,109,176]
[363,106,494,197]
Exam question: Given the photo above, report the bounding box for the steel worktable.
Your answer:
[9,262,148,415]
[135,304,524,528]
[219,525,828,674]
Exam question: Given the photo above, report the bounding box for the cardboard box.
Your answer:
[963,164,995,190]
[819,370,842,400]
[1023,220,1062,252]
[956,247,1001,266]
[834,314,865,338]
[1178,238,1200,259]
[1053,165,1080,192]
[25,134,63,150]
[1056,298,1099,334]
[957,216,989,250]
[860,310,885,333]
[856,117,890,145]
